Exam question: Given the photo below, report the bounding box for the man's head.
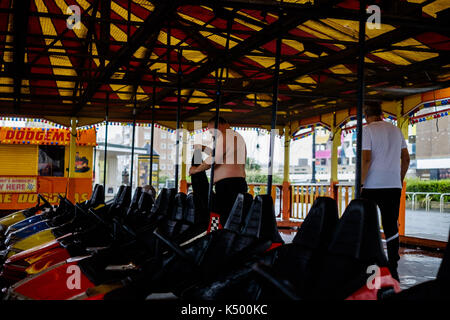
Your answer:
[207,116,229,134]
[363,101,383,123]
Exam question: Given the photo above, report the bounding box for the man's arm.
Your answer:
[189,161,212,175]
[400,147,410,184]
[194,144,212,155]
[361,150,372,185]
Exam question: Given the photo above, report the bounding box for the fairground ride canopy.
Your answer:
[0,0,449,133]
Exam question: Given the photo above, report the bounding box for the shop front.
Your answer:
[0,127,96,213]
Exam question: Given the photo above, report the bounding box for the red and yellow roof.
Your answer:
[0,0,449,134]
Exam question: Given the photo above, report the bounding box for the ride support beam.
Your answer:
[267,34,282,194]
[149,86,156,186]
[74,0,178,114]
[175,48,182,192]
[67,117,78,202]
[311,125,316,184]
[130,99,137,188]
[282,126,291,221]
[330,122,341,184]
[12,0,31,114]
[103,97,109,196]
[330,118,341,201]
[397,103,408,237]
[397,104,409,140]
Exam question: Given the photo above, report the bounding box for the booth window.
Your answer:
[38,146,65,177]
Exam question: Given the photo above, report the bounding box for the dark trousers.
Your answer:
[361,188,402,274]
[214,177,248,225]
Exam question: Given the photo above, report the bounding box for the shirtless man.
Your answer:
[189,116,247,224]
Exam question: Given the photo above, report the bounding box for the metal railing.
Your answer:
[441,193,450,213]
[406,192,446,212]
[336,183,355,217]
[247,183,282,218]
[290,184,332,220]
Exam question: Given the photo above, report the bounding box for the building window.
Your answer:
[168,144,173,149]
[144,132,151,140]
[161,143,166,150]
[161,132,167,139]
[38,146,65,177]
[160,154,166,160]
[160,164,166,170]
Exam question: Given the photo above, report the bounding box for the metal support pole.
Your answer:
[175,48,182,191]
[103,94,109,196]
[208,77,222,214]
[267,35,282,194]
[149,85,156,186]
[311,125,316,183]
[93,146,96,185]
[130,96,137,188]
[331,114,341,184]
[207,17,232,214]
[355,0,366,199]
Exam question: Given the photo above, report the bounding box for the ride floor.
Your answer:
[280,231,444,290]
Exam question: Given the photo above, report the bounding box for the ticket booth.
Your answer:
[137,152,159,190]
[0,126,96,212]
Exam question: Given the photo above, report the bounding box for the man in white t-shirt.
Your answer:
[361,102,410,282]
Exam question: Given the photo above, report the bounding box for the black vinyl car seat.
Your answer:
[158,192,187,238]
[185,196,339,301]
[146,188,176,224]
[118,194,273,298]
[257,195,284,244]
[106,186,131,220]
[116,186,132,210]
[223,193,254,233]
[125,187,143,218]
[258,196,339,299]
[311,198,389,300]
[87,184,105,208]
[124,191,154,227]
[175,193,206,237]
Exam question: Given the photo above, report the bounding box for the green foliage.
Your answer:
[246,170,283,184]
[159,175,169,184]
[406,178,450,201]
[246,157,261,171]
